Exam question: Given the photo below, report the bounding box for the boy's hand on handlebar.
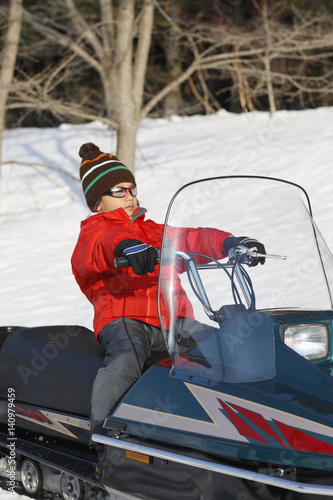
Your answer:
[239,238,266,266]
[115,239,156,275]
[223,236,266,266]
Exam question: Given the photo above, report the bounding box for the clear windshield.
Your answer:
[158,176,333,386]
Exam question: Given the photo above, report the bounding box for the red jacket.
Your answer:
[71,206,232,338]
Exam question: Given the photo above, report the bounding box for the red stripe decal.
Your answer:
[218,399,270,445]
[228,403,288,448]
[274,420,333,454]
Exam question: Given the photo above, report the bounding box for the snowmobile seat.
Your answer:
[0,325,104,417]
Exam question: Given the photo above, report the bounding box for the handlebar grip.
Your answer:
[114,256,130,268]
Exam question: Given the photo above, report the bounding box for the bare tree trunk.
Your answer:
[254,0,276,116]
[114,0,154,171]
[263,53,276,115]
[99,0,115,117]
[264,53,276,116]
[0,0,23,173]
[114,0,136,169]
[163,2,183,116]
[232,58,255,113]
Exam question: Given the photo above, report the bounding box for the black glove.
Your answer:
[115,239,156,275]
[223,236,266,266]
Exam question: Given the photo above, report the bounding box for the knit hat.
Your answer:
[79,142,136,211]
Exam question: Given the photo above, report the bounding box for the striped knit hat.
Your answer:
[79,142,135,211]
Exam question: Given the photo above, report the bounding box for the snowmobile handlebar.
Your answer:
[114,244,285,271]
[114,244,286,316]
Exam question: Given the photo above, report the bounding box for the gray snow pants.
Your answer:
[90,318,167,440]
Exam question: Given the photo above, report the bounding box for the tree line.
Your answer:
[1,0,333,171]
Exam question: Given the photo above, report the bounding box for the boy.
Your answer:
[71,142,265,439]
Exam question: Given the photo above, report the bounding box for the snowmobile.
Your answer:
[1,175,333,500]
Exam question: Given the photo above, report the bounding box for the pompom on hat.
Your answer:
[79,142,136,211]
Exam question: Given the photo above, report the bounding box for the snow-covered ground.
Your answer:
[0,489,29,500]
[0,106,333,499]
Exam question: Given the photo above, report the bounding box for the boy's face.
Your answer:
[96,182,138,217]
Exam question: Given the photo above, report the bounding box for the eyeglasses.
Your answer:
[103,186,138,198]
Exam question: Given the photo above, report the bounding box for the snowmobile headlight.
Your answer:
[283,323,329,361]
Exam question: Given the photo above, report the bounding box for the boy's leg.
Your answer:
[146,323,167,352]
[175,317,216,353]
[90,318,151,440]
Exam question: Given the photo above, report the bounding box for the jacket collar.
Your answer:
[82,206,147,227]
[130,206,147,225]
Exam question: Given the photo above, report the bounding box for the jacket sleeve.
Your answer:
[71,224,139,280]
[166,226,233,261]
